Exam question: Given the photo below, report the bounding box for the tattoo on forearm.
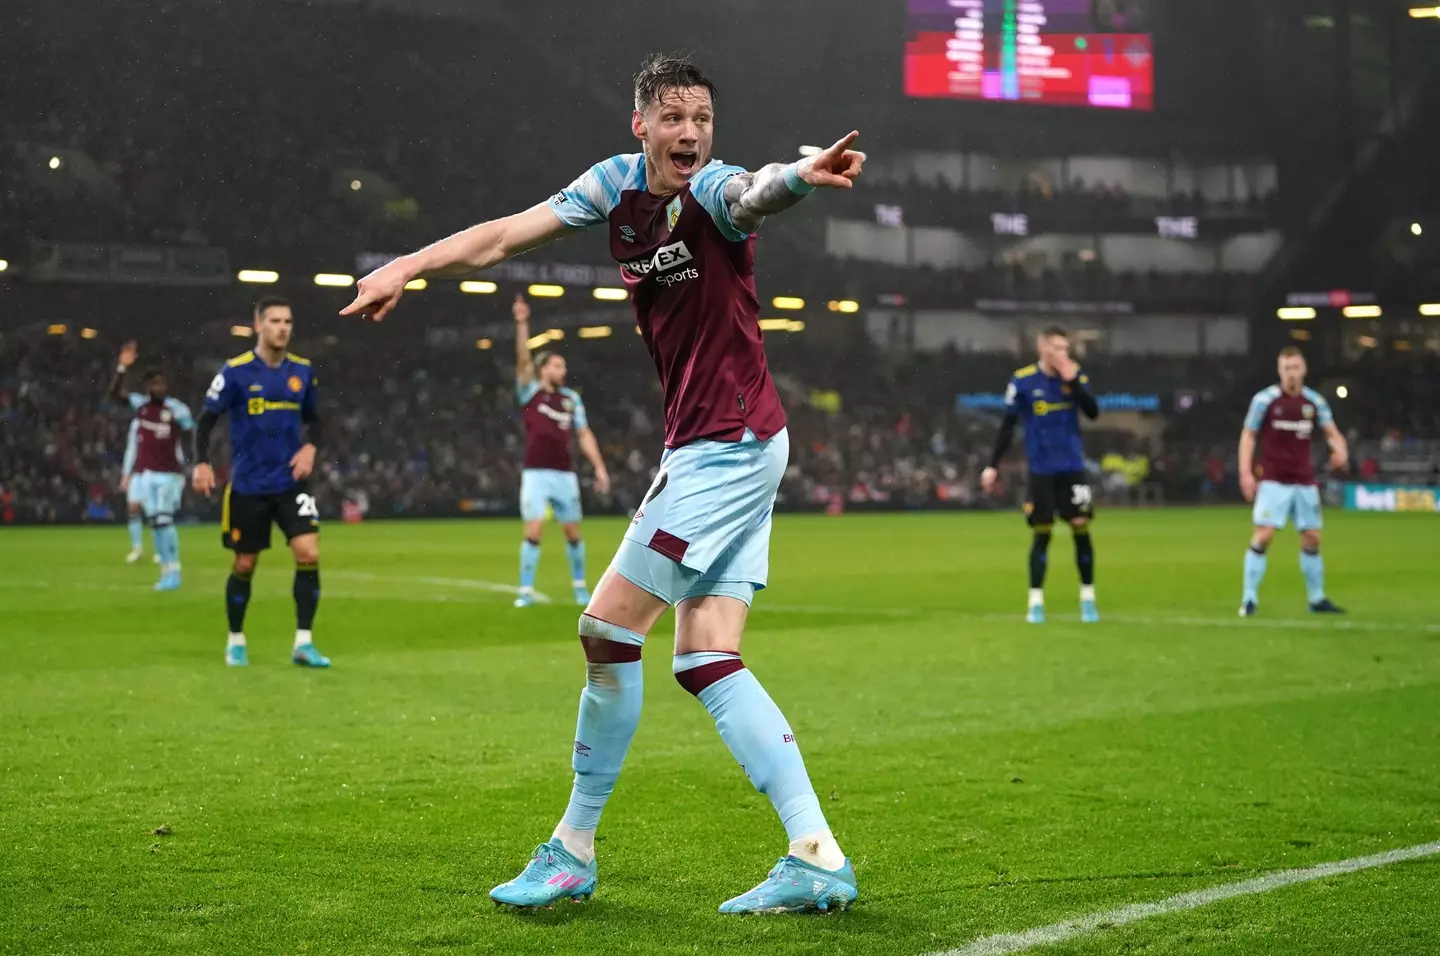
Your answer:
[724,164,808,233]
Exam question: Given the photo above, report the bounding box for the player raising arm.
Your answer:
[343,54,864,914]
[511,294,611,607]
[1237,346,1348,616]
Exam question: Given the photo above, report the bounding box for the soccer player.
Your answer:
[342,54,864,914]
[1238,346,1348,616]
[981,327,1101,624]
[511,294,612,607]
[120,419,148,563]
[191,296,330,668]
[108,342,195,590]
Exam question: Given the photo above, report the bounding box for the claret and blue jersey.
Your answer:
[1004,364,1091,475]
[204,350,317,495]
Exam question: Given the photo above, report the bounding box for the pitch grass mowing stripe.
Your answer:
[933,841,1440,956]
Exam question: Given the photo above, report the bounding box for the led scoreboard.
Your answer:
[904,0,1154,110]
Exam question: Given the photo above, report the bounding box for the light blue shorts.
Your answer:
[613,428,789,607]
[520,468,583,524]
[131,471,185,518]
[1253,480,1323,531]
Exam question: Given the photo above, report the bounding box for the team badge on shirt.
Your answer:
[1302,405,1314,419]
[161,410,172,423]
[288,375,303,393]
[666,196,682,229]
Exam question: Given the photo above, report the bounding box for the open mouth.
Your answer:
[670,151,698,177]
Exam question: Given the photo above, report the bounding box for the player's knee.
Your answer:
[232,554,258,577]
[577,613,645,664]
[1070,518,1089,532]
[562,523,582,544]
[1300,531,1321,553]
[291,542,319,565]
[523,520,545,541]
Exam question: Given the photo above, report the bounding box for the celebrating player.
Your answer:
[343,54,864,913]
[192,296,330,668]
[511,294,611,607]
[981,327,1101,624]
[108,342,195,590]
[1237,347,1348,616]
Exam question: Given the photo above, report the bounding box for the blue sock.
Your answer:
[566,539,587,586]
[560,615,646,833]
[159,521,180,568]
[128,515,144,551]
[518,539,541,592]
[1243,546,1267,604]
[674,652,829,841]
[1300,548,1326,604]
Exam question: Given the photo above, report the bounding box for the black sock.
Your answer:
[226,571,253,633]
[1074,529,1095,586]
[294,564,320,631]
[1029,529,1052,589]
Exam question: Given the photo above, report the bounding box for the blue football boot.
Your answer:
[490,839,597,908]
[226,643,249,667]
[292,643,331,668]
[718,856,858,915]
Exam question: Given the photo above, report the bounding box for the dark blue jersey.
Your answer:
[204,350,317,495]
[1004,363,1090,475]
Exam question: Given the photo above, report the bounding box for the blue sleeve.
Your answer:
[688,160,751,242]
[203,365,238,415]
[565,389,589,431]
[167,398,196,430]
[127,392,146,411]
[548,154,639,229]
[1305,388,1335,427]
[1004,376,1025,417]
[122,421,139,475]
[516,380,540,406]
[1243,390,1271,431]
[301,372,318,418]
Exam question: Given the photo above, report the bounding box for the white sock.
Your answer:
[572,579,587,589]
[294,629,312,649]
[789,830,846,872]
[1080,585,1096,602]
[227,633,246,647]
[1028,588,1045,607]
[552,822,596,865]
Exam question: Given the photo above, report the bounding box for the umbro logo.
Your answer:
[619,225,636,243]
[574,741,591,757]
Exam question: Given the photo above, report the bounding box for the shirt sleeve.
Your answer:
[1307,390,1335,427]
[567,390,589,431]
[168,398,196,430]
[516,380,540,406]
[1003,376,1025,418]
[122,420,139,475]
[301,371,318,418]
[1243,390,1271,431]
[688,160,751,242]
[127,392,146,410]
[203,365,238,415]
[548,154,635,229]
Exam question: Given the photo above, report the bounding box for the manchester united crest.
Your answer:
[288,375,303,393]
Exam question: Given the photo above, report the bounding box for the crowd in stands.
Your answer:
[4,327,1436,526]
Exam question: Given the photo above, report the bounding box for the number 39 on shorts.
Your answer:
[295,494,319,519]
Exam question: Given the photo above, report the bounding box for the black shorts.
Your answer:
[1025,471,1095,527]
[221,485,320,552]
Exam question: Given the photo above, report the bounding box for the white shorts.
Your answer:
[613,428,788,606]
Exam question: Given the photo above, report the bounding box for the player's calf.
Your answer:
[1071,520,1098,622]
[1240,528,1273,615]
[1027,525,1051,622]
[225,556,256,665]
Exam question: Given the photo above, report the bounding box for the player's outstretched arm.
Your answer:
[576,427,611,496]
[108,341,139,406]
[342,204,571,323]
[513,295,534,388]
[724,131,864,234]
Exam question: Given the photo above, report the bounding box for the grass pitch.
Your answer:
[1,509,1438,955]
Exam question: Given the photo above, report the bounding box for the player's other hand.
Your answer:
[1053,355,1080,382]
[800,131,865,190]
[1240,471,1257,503]
[594,469,612,496]
[118,340,138,369]
[1329,450,1349,473]
[192,463,216,497]
[341,258,413,322]
[291,444,317,481]
[980,466,999,494]
[513,294,531,324]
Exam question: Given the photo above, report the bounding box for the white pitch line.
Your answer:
[328,571,552,604]
[932,841,1440,956]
